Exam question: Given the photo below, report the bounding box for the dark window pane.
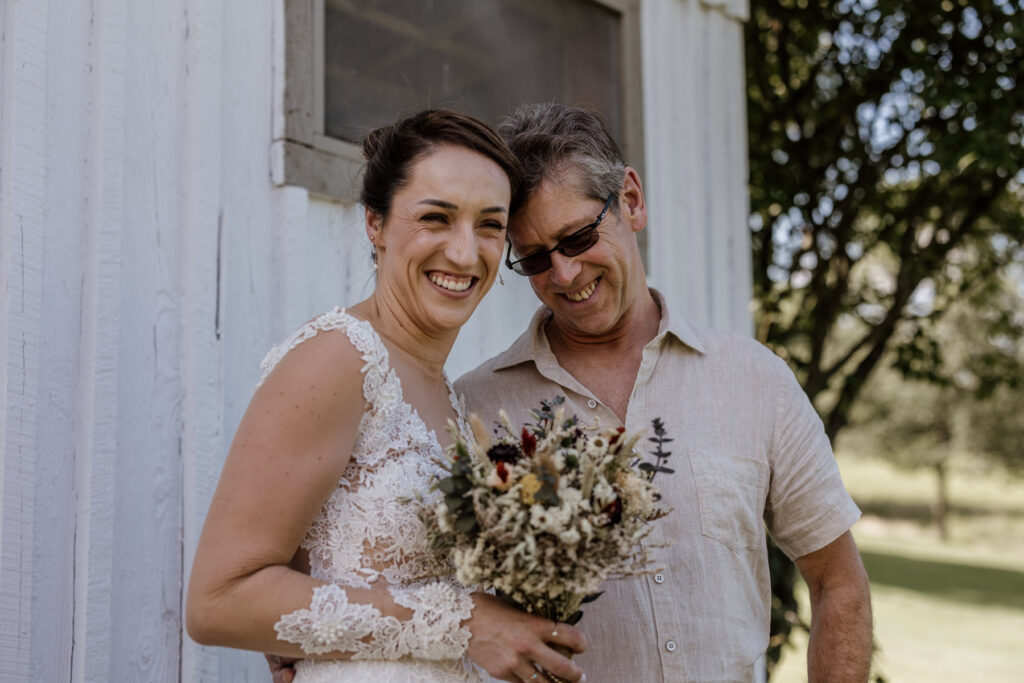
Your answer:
[324,0,621,144]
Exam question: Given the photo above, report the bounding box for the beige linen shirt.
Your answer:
[455,291,860,682]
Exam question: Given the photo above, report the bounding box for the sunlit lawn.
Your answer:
[771,455,1024,682]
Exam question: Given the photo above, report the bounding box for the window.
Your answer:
[275,0,642,200]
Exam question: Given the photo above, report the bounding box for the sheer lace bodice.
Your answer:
[260,308,482,682]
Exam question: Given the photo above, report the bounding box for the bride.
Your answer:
[185,110,587,683]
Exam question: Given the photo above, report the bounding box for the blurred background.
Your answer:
[745,1,1024,680]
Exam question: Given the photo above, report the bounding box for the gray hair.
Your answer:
[498,103,626,214]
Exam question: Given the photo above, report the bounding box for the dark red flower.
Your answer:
[609,426,626,445]
[521,427,537,458]
[486,443,522,464]
[602,497,623,525]
[495,461,510,483]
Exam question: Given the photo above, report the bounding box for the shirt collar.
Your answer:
[650,288,707,355]
[490,288,706,372]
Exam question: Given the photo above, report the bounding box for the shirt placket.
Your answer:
[627,336,689,680]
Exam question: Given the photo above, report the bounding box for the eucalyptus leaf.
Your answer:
[444,493,465,511]
[455,512,478,535]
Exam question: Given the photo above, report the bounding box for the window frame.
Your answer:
[273,0,644,201]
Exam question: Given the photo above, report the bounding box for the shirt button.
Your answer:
[587,399,597,409]
[654,573,665,584]
[665,640,677,653]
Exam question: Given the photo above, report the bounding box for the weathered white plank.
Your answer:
[720,10,754,334]
[705,10,733,331]
[643,0,751,334]
[0,2,48,679]
[71,0,128,679]
[28,0,94,679]
[194,1,288,678]
[178,0,230,677]
[104,0,190,678]
[642,0,710,326]
[700,0,750,22]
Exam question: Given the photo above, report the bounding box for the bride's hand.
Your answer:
[464,593,588,683]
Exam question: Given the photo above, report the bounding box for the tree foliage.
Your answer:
[745,0,1024,675]
[747,0,1024,441]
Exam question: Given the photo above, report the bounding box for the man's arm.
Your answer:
[794,530,872,682]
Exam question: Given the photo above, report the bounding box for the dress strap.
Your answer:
[258,308,394,412]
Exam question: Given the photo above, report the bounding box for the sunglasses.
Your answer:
[505,194,616,276]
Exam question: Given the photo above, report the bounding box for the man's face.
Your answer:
[508,170,647,341]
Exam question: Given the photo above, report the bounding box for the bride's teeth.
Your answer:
[566,280,597,302]
[429,273,473,292]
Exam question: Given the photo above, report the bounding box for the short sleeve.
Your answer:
[763,364,860,559]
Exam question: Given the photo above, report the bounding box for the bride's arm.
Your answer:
[186,329,416,658]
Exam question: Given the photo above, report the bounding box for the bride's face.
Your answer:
[368,144,510,335]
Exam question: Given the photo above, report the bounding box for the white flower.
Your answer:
[436,503,453,533]
[558,528,581,545]
[583,438,609,459]
[592,478,615,507]
[617,471,654,518]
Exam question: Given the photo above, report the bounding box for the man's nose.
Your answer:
[547,250,582,285]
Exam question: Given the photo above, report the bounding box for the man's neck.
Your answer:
[543,289,662,421]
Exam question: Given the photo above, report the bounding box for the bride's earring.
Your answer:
[498,271,504,286]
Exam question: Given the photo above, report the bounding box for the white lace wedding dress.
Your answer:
[260,308,485,682]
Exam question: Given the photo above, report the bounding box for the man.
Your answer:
[454,103,872,681]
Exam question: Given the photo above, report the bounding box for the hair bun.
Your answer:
[362,126,390,162]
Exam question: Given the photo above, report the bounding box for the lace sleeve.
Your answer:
[274,581,475,661]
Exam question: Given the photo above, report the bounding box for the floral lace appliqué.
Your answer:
[274,581,473,660]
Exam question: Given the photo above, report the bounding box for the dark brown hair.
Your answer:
[360,109,520,219]
[498,103,626,213]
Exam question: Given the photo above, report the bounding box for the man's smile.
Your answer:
[565,277,599,302]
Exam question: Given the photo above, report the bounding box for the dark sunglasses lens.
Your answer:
[559,227,600,257]
[516,253,551,276]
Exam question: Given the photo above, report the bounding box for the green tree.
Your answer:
[745,0,1024,675]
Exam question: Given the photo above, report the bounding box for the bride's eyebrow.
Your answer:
[417,199,457,209]
[416,199,507,214]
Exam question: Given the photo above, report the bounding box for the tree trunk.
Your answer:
[933,461,949,541]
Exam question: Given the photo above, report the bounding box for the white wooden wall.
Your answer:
[0,0,750,680]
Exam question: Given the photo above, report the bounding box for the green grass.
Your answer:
[770,456,1024,682]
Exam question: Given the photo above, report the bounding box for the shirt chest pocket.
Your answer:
[689,451,769,552]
